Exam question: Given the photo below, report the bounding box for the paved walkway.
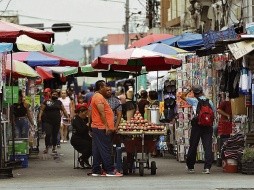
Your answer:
[0,139,254,190]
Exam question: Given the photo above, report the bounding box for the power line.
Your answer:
[19,14,123,24]
[19,14,121,30]
[137,0,146,8]
[0,0,12,16]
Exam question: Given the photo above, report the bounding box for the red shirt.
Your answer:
[218,101,232,121]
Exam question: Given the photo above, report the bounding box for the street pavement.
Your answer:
[1,139,254,190]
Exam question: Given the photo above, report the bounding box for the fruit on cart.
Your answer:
[118,111,166,132]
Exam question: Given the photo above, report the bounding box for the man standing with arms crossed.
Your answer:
[90,80,123,177]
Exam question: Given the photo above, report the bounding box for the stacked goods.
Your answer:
[118,111,165,133]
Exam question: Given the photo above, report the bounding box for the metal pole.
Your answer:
[125,0,129,49]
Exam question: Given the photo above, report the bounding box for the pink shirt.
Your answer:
[59,97,71,114]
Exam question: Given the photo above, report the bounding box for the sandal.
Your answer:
[43,149,48,154]
[52,149,57,154]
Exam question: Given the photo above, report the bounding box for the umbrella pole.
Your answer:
[10,52,15,161]
[157,71,158,91]
[0,52,13,179]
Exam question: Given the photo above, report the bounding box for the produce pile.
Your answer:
[118,111,165,133]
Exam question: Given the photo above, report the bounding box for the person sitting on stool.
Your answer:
[71,103,92,168]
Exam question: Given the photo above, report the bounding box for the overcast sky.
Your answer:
[5,0,147,45]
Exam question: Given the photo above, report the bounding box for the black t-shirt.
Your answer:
[138,99,149,117]
[71,115,91,140]
[43,99,62,123]
[13,103,27,117]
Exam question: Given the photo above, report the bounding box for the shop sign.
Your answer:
[4,86,19,104]
[228,40,254,60]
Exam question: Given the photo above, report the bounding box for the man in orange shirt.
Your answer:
[90,80,123,177]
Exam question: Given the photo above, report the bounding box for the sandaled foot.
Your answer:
[43,149,48,154]
[52,149,57,154]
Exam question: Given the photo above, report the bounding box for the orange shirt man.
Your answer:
[91,92,114,131]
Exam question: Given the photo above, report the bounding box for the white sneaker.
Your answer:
[187,169,195,174]
[60,140,64,143]
[186,166,195,174]
[202,169,210,174]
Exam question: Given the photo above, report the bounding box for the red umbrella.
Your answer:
[91,48,182,72]
[129,33,174,48]
[35,67,54,80]
[0,20,54,43]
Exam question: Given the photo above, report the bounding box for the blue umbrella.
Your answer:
[141,43,187,55]
[154,32,204,51]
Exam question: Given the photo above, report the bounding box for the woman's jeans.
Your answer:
[15,117,29,138]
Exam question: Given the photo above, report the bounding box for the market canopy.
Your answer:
[6,59,39,78]
[37,66,78,77]
[35,66,54,80]
[92,48,182,72]
[0,20,54,43]
[15,35,54,52]
[130,33,174,48]
[79,64,145,78]
[10,51,79,67]
[141,43,188,55]
[154,32,204,51]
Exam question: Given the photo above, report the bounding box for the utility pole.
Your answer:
[125,0,129,49]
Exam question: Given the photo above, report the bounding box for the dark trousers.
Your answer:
[44,122,60,147]
[71,136,92,160]
[92,128,114,174]
[186,119,213,169]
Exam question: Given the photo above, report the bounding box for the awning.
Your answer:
[37,66,78,77]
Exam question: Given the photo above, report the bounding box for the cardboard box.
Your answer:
[231,95,247,116]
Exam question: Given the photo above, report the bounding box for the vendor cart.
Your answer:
[118,131,166,176]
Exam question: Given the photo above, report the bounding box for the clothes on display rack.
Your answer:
[221,134,245,160]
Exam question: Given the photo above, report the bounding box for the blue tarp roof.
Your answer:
[0,43,13,53]
[154,33,204,51]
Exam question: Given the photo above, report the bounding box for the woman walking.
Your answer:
[59,90,74,143]
[38,90,69,153]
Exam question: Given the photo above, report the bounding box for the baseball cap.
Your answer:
[75,103,88,112]
[44,88,51,93]
[192,85,203,94]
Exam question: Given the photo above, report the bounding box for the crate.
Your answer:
[242,161,254,175]
[8,139,29,155]
[9,154,29,168]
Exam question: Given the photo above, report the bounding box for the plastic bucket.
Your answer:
[222,159,238,173]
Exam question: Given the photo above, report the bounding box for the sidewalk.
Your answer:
[0,139,254,190]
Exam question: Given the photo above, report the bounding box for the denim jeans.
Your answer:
[15,117,29,138]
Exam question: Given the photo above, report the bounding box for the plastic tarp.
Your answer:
[155,33,204,50]
[0,43,13,53]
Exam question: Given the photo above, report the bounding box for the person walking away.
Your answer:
[12,90,35,138]
[71,103,92,168]
[138,90,149,118]
[59,90,74,143]
[90,80,123,177]
[38,90,70,154]
[180,85,215,174]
